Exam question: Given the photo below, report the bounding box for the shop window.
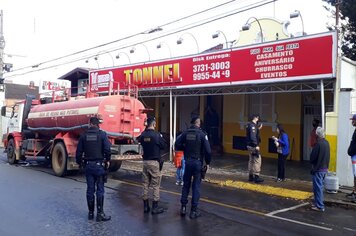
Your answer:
[248,93,274,121]
[233,136,247,150]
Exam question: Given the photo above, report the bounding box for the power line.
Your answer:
[7,0,239,74]
[5,0,277,79]
[6,0,275,79]
[159,0,237,28]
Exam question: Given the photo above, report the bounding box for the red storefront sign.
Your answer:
[89,32,336,92]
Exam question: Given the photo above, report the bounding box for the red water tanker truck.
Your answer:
[1,89,147,176]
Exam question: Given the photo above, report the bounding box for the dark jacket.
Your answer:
[138,128,167,161]
[246,122,259,147]
[75,126,111,164]
[347,129,356,156]
[175,125,211,165]
[310,138,330,173]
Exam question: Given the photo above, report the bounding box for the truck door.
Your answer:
[7,103,24,134]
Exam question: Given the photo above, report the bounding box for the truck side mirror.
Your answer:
[1,106,6,117]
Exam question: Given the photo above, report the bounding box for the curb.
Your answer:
[119,161,313,200]
[208,179,313,200]
[118,161,356,209]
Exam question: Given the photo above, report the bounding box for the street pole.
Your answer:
[321,79,325,129]
[0,10,4,146]
[336,0,340,29]
[169,89,173,162]
[0,10,5,84]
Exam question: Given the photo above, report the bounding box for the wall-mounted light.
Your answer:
[176,32,199,53]
[212,30,228,49]
[115,51,131,64]
[156,42,172,57]
[290,10,305,36]
[241,17,264,43]
[129,44,151,61]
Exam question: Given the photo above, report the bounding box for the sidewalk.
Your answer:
[119,154,356,209]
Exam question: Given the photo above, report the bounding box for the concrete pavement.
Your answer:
[117,155,356,209]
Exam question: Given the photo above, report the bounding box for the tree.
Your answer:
[323,0,356,60]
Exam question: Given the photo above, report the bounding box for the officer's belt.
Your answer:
[86,160,104,165]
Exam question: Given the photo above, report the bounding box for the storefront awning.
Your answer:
[137,79,335,97]
[89,31,337,96]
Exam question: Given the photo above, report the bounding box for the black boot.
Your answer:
[143,199,150,213]
[151,201,164,215]
[87,197,95,220]
[180,205,187,216]
[254,175,264,183]
[96,197,111,222]
[189,206,201,219]
[248,174,254,182]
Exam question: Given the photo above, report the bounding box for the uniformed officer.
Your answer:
[246,114,264,183]
[138,116,167,214]
[76,117,112,222]
[175,116,211,219]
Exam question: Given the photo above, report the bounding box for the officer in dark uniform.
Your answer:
[138,116,167,214]
[246,114,264,183]
[76,117,112,222]
[175,116,211,219]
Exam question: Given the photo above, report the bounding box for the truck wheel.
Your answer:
[109,161,122,172]
[52,142,67,177]
[7,139,18,164]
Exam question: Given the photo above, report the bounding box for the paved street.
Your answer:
[0,155,356,236]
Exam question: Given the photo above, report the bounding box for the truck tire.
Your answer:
[109,161,122,172]
[52,142,67,177]
[7,139,18,164]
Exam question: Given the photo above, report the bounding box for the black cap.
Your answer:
[312,118,320,128]
[89,117,101,125]
[190,115,200,124]
[146,116,156,126]
[249,114,259,121]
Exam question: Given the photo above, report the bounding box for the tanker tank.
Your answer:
[27,95,146,139]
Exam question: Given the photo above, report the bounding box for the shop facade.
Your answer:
[82,31,356,185]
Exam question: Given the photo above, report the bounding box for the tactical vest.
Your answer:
[184,129,202,160]
[141,131,160,160]
[83,129,103,160]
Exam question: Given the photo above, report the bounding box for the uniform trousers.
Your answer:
[247,146,262,176]
[142,160,161,201]
[85,162,106,201]
[181,159,202,208]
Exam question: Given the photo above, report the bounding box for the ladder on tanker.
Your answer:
[119,85,138,138]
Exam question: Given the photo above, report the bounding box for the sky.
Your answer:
[1,0,334,85]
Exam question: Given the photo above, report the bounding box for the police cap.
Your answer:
[89,117,101,125]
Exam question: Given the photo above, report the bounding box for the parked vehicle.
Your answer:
[1,84,147,176]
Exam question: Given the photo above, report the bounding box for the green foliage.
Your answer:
[324,0,356,60]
